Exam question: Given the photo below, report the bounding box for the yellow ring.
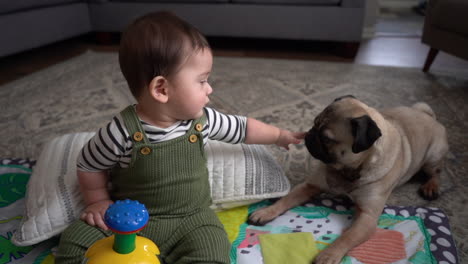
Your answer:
[195,123,203,132]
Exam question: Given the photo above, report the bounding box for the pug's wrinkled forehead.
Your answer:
[313,105,335,128]
[314,95,364,128]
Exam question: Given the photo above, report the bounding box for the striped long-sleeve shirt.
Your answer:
[77,107,247,172]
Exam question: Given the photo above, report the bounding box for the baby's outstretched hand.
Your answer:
[80,199,114,230]
[276,130,306,150]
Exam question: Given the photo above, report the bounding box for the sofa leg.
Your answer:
[334,42,360,59]
[95,32,114,45]
[423,48,439,72]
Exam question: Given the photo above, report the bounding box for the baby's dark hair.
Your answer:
[119,11,210,99]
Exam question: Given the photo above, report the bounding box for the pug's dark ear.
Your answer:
[350,115,382,153]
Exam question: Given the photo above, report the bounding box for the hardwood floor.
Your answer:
[0,35,104,85]
[1,30,467,86]
[356,36,468,74]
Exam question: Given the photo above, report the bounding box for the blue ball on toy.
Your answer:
[104,199,149,233]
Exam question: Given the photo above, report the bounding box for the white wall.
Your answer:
[379,0,419,9]
[365,0,379,28]
[363,0,379,38]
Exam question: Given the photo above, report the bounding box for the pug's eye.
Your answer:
[321,135,333,144]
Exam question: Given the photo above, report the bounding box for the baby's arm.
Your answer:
[244,118,305,149]
[205,107,304,147]
[75,116,130,229]
[78,170,113,230]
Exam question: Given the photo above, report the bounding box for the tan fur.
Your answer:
[249,97,449,264]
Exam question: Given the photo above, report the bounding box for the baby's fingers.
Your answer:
[288,132,304,145]
[293,131,307,139]
[292,137,301,144]
[80,211,87,221]
[95,215,108,231]
[85,213,96,227]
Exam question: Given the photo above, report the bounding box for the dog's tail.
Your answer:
[412,102,436,119]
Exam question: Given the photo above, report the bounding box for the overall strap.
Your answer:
[188,111,207,134]
[120,105,207,144]
[119,105,149,144]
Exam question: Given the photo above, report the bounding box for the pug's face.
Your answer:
[305,96,382,169]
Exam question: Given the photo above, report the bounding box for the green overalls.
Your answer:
[56,106,231,264]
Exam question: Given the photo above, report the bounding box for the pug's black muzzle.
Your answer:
[304,127,335,164]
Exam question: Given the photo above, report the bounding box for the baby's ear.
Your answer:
[149,76,169,103]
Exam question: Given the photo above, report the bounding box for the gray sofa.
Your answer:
[0,0,365,58]
[421,0,468,72]
[0,0,91,58]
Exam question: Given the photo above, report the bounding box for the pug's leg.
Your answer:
[419,160,444,200]
[419,132,448,200]
[313,203,381,264]
[248,183,320,225]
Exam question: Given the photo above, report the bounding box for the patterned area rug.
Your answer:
[1,51,467,261]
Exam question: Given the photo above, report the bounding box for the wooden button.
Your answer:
[133,132,143,142]
[140,147,151,155]
[195,123,203,132]
[189,134,198,143]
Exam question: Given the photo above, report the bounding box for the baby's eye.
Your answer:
[200,80,207,84]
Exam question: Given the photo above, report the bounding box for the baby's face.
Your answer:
[166,48,213,120]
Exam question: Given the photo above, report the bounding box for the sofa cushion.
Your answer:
[11,132,290,246]
[231,0,341,5]
[431,0,468,37]
[0,0,80,15]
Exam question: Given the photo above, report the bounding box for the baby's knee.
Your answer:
[166,225,230,264]
[56,220,110,264]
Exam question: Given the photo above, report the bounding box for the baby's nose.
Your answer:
[207,83,213,95]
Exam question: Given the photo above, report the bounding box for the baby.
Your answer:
[56,11,304,264]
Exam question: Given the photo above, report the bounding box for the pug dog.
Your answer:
[248,95,448,264]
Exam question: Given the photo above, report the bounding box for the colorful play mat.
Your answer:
[1,159,459,264]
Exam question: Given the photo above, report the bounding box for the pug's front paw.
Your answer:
[312,247,346,264]
[419,176,439,200]
[247,206,280,226]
